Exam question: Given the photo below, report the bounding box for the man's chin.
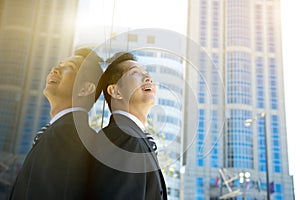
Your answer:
[43,88,58,100]
[43,88,48,98]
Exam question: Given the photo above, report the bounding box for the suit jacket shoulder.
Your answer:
[10,111,97,200]
[101,115,151,153]
[87,114,167,200]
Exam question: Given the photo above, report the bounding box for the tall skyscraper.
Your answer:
[0,0,79,196]
[183,0,294,199]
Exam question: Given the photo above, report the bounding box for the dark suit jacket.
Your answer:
[87,114,168,200]
[9,111,96,200]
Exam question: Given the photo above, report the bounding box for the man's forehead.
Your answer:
[60,55,84,68]
[119,60,145,71]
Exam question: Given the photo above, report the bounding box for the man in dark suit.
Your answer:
[9,48,103,200]
[86,52,168,200]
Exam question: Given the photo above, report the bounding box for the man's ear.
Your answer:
[107,84,123,99]
[77,82,96,97]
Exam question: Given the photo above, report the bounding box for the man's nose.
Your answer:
[144,76,153,83]
[50,67,59,75]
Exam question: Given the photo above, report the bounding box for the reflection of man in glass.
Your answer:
[90,52,167,199]
[9,48,103,200]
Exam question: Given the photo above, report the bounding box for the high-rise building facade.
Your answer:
[183,0,294,199]
[0,0,79,196]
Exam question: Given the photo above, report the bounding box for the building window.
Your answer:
[271,115,281,173]
[210,110,219,168]
[211,1,219,48]
[227,109,253,168]
[257,118,267,172]
[269,58,278,109]
[227,52,252,105]
[147,35,155,44]
[128,34,138,42]
[197,109,205,167]
[159,83,182,95]
[256,57,265,108]
[196,177,205,200]
[145,65,156,73]
[255,4,263,52]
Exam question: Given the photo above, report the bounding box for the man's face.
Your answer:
[43,56,83,102]
[117,60,156,108]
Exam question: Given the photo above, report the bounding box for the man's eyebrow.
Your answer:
[128,66,139,70]
[122,66,138,74]
[69,61,79,68]
[62,61,79,70]
[59,61,78,68]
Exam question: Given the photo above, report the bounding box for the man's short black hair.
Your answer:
[74,48,104,102]
[97,51,137,111]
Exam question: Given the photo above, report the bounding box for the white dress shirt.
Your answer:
[112,110,146,132]
[49,107,87,125]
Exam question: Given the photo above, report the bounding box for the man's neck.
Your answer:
[49,103,72,118]
[111,102,151,125]
[129,110,147,125]
[112,110,146,131]
[49,107,87,124]
[136,104,153,123]
[128,105,151,125]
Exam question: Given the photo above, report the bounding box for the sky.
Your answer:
[76,0,299,197]
[281,0,300,198]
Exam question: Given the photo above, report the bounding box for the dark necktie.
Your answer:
[33,123,50,146]
[145,132,158,154]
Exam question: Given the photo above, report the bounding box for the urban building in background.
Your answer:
[0,0,79,198]
[183,0,294,199]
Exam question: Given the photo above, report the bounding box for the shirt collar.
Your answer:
[50,107,87,124]
[112,110,146,132]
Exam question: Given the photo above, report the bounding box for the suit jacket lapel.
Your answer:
[110,114,160,166]
[110,115,148,145]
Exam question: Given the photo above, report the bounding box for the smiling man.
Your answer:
[89,52,167,200]
[9,48,103,200]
